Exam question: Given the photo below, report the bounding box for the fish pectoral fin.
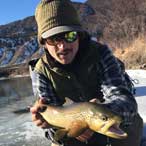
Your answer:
[67,120,88,137]
[54,129,68,141]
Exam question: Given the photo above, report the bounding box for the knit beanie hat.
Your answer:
[35,0,83,44]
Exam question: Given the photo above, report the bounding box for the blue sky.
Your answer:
[0,0,86,25]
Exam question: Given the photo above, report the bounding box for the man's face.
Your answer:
[44,31,79,64]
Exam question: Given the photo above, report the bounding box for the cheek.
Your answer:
[72,40,79,53]
[48,49,57,58]
[74,46,79,55]
[45,44,56,54]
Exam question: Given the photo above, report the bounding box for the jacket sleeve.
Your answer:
[98,45,138,124]
[30,69,64,106]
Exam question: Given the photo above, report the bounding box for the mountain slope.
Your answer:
[0,0,146,77]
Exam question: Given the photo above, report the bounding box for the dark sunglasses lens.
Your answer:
[64,31,78,43]
[46,31,78,45]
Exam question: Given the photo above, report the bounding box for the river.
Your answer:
[0,73,146,145]
[0,76,51,146]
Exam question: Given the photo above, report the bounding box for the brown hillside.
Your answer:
[0,0,146,76]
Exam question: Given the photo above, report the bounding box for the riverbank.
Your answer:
[0,63,29,79]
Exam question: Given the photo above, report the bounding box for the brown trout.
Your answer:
[35,101,127,141]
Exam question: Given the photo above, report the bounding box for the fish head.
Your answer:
[88,104,128,139]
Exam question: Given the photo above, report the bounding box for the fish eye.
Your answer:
[101,115,108,121]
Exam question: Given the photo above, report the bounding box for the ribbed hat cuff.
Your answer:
[41,25,83,38]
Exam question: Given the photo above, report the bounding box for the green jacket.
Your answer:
[35,41,103,103]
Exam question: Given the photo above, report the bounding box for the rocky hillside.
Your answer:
[0,0,146,77]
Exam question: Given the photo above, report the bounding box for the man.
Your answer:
[30,0,143,146]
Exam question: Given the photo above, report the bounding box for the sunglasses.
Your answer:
[46,31,78,46]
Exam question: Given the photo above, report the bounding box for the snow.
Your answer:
[126,70,146,138]
[0,48,4,57]
[0,37,38,66]
[0,50,14,65]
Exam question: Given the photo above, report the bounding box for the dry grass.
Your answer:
[114,35,146,69]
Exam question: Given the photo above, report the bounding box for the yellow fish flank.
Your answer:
[35,101,128,141]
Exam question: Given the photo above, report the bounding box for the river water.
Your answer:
[0,76,51,146]
[0,74,146,146]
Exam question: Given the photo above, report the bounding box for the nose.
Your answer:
[56,40,68,50]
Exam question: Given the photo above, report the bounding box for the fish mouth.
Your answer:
[107,123,127,139]
[101,121,127,139]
